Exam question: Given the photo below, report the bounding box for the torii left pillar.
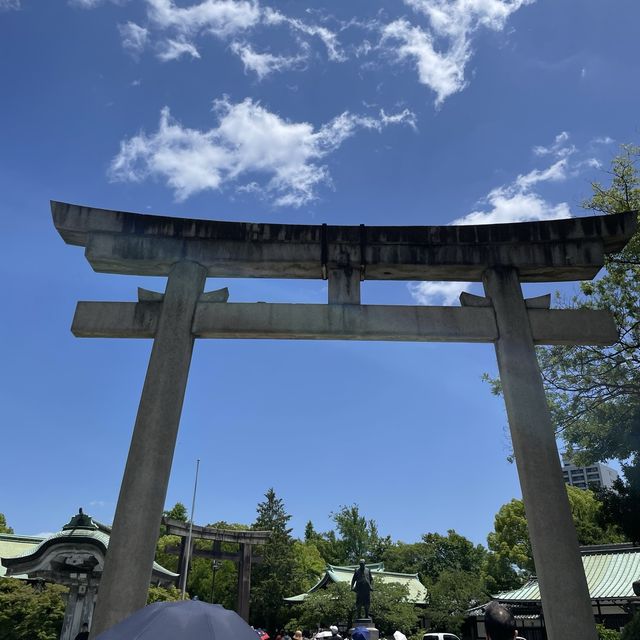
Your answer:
[90,261,206,638]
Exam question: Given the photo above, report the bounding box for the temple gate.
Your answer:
[51,201,637,640]
[162,517,271,622]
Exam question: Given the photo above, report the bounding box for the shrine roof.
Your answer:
[51,201,637,282]
[284,562,427,605]
[0,534,44,578]
[1,511,177,581]
[490,544,640,604]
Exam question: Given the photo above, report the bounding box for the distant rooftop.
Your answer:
[284,562,427,605]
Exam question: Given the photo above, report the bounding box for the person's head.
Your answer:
[293,631,303,639]
[330,625,339,636]
[81,624,89,631]
[484,601,517,640]
[359,558,365,568]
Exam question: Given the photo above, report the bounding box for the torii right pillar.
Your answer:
[484,267,597,640]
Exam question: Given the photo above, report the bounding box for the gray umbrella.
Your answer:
[95,600,259,640]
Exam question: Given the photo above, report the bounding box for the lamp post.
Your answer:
[210,559,221,604]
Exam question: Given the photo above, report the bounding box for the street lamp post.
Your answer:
[210,559,221,604]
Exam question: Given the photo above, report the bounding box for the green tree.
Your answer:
[370,582,420,637]
[535,146,640,470]
[291,581,354,632]
[598,463,640,543]
[0,514,13,535]
[426,569,487,635]
[420,530,486,583]
[381,541,425,575]
[331,504,381,563]
[621,611,640,640]
[251,489,297,632]
[163,502,188,522]
[147,584,182,603]
[292,540,326,592]
[488,486,623,576]
[0,578,67,640]
[596,623,621,640]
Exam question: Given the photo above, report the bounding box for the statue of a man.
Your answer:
[351,558,373,619]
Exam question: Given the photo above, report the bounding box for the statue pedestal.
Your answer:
[350,618,379,640]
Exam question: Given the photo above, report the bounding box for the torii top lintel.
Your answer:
[51,201,637,282]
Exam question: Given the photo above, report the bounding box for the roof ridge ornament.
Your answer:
[62,507,98,531]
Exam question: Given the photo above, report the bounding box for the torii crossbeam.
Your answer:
[51,201,637,640]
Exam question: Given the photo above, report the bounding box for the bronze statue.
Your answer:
[351,559,373,619]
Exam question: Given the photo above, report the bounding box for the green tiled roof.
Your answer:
[0,534,45,578]
[284,562,427,605]
[495,544,640,602]
[1,515,177,581]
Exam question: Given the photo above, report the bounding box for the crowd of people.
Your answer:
[267,601,522,640]
[272,624,343,640]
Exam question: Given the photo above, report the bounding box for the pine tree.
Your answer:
[250,489,297,633]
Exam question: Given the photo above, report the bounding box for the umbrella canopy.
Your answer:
[95,600,258,640]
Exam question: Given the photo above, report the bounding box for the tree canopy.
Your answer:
[487,485,623,576]
[537,145,640,468]
[0,513,13,535]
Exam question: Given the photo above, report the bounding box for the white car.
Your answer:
[422,634,461,640]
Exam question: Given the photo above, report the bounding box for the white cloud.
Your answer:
[230,41,307,79]
[532,131,575,157]
[514,158,568,190]
[382,19,469,106]
[0,0,20,10]
[68,0,125,7]
[409,130,580,305]
[592,136,614,145]
[263,9,346,62]
[454,189,571,226]
[109,98,415,206]
[146,0,261,38]
[119,22,149,56]
[453,155,571,226]
[157,38,201,61]
[382,0,533,104]
[408,281,471,306]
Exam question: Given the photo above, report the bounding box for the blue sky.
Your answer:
[1,0,638,546]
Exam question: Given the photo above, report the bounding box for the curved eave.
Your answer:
[1,532,107,570]
[1,531,177,582]
[51,202,638,282]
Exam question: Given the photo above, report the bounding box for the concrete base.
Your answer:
[350,619,379,640]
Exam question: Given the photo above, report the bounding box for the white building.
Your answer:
[562,460,619,490]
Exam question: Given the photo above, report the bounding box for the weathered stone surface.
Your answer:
[483,267,598,640]
[71,301,617,346]
[89,261,206,638]
[51,201,637,281]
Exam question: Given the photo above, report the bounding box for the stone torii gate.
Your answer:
[162,517,271,621]
[51,201,636,640]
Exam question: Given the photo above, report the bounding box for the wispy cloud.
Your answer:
[453,159,571,226]
[263,8,346,62]
[157,38,201,61]
[532,131,575,158]
[0,0,21,10]
[382,0,534,105]
[230,41,307,79]
[592,136,614,145]
[109,97,415,206]
[146,0,261,37]
[408,131,593,305]
[408,281,471,306]
[68,0,126,7]
[119,22,149,57]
